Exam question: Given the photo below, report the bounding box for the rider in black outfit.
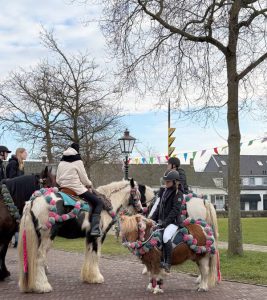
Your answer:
[167,157,189,194]
[0,146,11,182]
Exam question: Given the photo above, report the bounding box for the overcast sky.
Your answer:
[0,0,266,170]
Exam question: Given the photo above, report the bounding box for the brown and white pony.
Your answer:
[17,178,151,293]
[120,214,218,294]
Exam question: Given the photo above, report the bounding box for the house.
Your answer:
[204,155,267,211]
[188,171,227,210]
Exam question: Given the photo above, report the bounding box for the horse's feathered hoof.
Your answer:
[197,287,208,292]
[153,286,164,294]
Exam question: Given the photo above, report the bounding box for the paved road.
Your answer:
[1,248,266,300]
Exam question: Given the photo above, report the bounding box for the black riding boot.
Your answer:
[160,240,172,273]
[90,213,101,237]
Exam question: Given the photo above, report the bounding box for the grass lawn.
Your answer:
[217,218,267,246]
[53,235,267,285]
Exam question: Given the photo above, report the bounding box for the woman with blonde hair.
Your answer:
[6,147,27,179]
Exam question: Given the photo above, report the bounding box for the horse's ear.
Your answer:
[130,178,135,188]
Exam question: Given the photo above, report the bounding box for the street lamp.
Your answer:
[118,129,136,180]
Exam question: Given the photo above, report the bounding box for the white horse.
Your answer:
[18,179,146,293]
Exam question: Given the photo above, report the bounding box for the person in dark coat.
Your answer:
[151,169,183,273]
[167,157,189,194]
[5,148,27,247]
[0,145,11,182]
[6,148,27,179]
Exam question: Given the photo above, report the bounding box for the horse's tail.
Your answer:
[18,201,39,292]
[205,201,219,242]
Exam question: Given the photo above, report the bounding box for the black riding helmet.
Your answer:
[168,157,180,168]
[163,169,180,181]
[0,145,11,154]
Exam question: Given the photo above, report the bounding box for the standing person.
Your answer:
[167,157,189,194]
[6,148,27,248]
[6,148,27,179]
[56,143,103,237]
[151,169,183,273]
[0,145,11,182]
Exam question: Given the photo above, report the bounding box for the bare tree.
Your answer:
[0,62,65,162]
[95,0,267,255]
[40,29,123,165]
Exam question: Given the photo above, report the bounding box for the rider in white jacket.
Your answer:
[56,143,103,237]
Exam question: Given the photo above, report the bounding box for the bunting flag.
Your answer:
[134,158,140,164]
[127,135,266,164]
[200,149,206,157]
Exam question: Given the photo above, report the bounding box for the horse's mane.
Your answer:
[97,180,129,196]
[120,215,139,235]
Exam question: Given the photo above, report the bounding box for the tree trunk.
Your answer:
[46,131,54,163]
[226,54,243,255]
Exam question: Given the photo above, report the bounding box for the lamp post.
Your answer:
[118,129,136,180]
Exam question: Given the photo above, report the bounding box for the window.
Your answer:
[249,201,257,210]
[249,177,255,185]
[214,195,225,210]
[257,161,263,166]
[221,160,227,166]
[263,177,267,185]
[213,178,223,188]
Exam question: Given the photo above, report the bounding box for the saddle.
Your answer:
[59,187,113,212]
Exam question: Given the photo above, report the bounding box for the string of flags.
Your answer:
[125,136,267,164]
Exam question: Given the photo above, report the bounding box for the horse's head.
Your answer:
[120,214,154,242]
[127,178,144,213]
[40,165,57,188]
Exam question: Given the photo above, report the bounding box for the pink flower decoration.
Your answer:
[130,243,135,249]
[45,221,52,229]
[182,210,187,215]
[197,248,202,254]
[75,202,81,209]
[183,219,190,226]
[192,238,197,245]
[183,235,190,241]
[50,199,56,205]
[206,240,212,247]
[49,212,57,218]
[55,215,61,222]
[150,239,158,246]
[62,214,68,221]
[139,248,146,255]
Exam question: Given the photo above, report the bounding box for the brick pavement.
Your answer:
[1,248,266,300]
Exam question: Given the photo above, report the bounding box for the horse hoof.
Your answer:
[195,275,201,284]
[153,287,164,294]
[35,283,53,293]
[142,269,148,275]
[197,287,208,292]
[146,283,153,291]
